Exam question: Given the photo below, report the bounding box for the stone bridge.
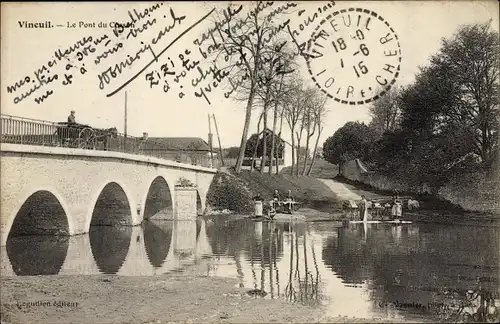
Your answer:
[0,143,217,246]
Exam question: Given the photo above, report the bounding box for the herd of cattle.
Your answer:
[342,197,421,218]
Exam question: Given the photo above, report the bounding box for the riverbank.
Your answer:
[205,168,343,219]
[333,176,500,224]
[1,275,405,324]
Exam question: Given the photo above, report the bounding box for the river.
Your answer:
[1,215,499,323]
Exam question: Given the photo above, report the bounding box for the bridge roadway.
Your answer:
[0,143,217,246]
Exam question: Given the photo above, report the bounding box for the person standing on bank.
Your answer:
[284,190,294,214]
[271,189,281,208]
[253,193,264,218]
[359,195,368,222]
[253,193,264,202]
[67,110,76,124]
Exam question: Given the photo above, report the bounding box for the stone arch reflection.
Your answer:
[7,236,69,276]
[89,226,132,274]
[143,220,173,268]
[143,176,173,220]
[7,190,70,276]
[91,182,132,226]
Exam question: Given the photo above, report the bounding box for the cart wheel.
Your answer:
[78,128,94,149]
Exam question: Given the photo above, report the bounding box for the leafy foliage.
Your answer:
[355,21,499,188]
[323,121,377,168]
[224,146,240,159]
[244,132,284,158]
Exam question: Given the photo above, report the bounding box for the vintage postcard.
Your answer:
[1,1,499,323]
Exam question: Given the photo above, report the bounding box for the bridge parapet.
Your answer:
[1,114,214,168]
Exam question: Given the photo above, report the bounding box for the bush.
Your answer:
[206,172,254,213]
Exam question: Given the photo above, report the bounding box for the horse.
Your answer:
[93,127,118,150]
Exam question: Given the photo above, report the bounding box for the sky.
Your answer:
[1,1,499,148]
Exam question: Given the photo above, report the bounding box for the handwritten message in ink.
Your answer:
[5,1,403,108]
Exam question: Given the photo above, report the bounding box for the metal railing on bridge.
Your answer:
[0,114,213,168]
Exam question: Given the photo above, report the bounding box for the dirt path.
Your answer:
[318,178,394,202]
[318,178,362,201]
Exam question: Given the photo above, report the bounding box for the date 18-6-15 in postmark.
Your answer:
[306,8,402,105]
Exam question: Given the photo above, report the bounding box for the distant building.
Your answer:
[243,128,292,171]
[139,136,215,167]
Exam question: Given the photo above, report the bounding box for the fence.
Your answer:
[1,114,213,168]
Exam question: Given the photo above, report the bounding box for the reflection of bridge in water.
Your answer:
[2,218,498,322]
[1,219,214,277]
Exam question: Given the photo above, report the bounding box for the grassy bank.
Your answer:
[280,159,339,179]
[206,168,342,215]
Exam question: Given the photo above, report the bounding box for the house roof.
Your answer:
[257,128,292,146]
[146,137,211,151]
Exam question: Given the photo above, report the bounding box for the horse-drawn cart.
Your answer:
[54,122,117,150]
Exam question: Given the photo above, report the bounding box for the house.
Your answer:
[243,128,293,171]
[139,136,216,168]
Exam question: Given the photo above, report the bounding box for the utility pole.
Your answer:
[124,91,128,151]
[208,114,214,167]
[212,114,224,167]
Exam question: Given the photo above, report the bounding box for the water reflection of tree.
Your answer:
[204,218,323,305]
[284,225,321,306]
[322,224,500,321]
[204,218,284,268]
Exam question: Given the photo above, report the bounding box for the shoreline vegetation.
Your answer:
[205,160,499,224]
[205,164,343,221]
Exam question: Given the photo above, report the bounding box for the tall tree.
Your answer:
[301,88,317,175]
[307,92,328,176]
[436,21,499,161]
[323,122,376,174]
[275,109,285,175]
[268,50,296,175]
[283,77,306,176]
[368,86,401,136]
[253,42,293,174]
[250,112,264,171]
[211,2,287,174]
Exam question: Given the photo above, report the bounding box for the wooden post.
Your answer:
[208,114,214,167]
[212,114,225,167]
[124,91,128,151]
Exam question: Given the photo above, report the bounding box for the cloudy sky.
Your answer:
[1,1,498,147]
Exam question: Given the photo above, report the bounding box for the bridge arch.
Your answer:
[141,175,174,220]
[5,188,73,241]
[6,189,72,275]
[86,181,135,230]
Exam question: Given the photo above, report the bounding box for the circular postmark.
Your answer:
[305,8,401,105]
